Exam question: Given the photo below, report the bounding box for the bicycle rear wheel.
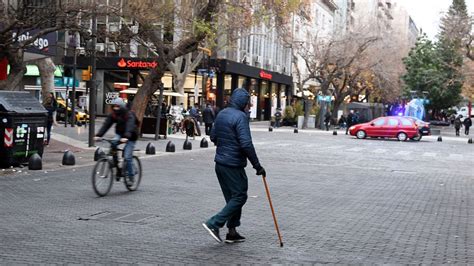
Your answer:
[92,158,113,196]
[124,156,142,191]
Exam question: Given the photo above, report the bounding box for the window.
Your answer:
[388,118,399,126]
[400,118,413,126]
[373,118,386,126]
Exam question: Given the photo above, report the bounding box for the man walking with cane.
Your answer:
[203,88,266,243]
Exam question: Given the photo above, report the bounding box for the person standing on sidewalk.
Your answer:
[346,110,354,135]
[463,116,472,135]
[43,92,57,145]
[203,103,215,136]
[454,115,462,136]
[202,88,266,244]
[324,112,331,131]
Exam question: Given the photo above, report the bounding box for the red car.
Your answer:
[349,116,419,141]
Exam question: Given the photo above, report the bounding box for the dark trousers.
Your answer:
[455,127,460,136]
[46,120,53,144]
[465,126,470,135]
[206,163,248,230]
[345,123,351,134]
[205,123,213,136]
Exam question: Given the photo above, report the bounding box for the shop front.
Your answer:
[64,56,159,115]
[211,59,292,121]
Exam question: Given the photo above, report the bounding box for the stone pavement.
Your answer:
[0,124,473,264]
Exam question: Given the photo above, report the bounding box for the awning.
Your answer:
[120,88,184,97]
[8,65,63,77]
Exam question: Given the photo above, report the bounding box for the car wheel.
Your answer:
[397,132,408,141]
[356,130,366,139]
[410,135,422,141]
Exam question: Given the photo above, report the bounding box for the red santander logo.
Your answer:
[259,70,272,80]
[117,58,158,69]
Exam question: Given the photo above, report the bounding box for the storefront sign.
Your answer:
[105,92,120,105]
[12,30,57,56]
[259,70,272,80]
[117,58,158,69]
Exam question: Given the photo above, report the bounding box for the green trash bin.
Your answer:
[0,91,47,167]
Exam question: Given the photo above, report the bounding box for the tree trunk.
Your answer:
[132,67,164,124]
[173,72,186,105]
[0,49,26,90]
[302,96,310,129]
[36,57,56,103]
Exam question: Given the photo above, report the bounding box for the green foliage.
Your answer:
[294,101,304,117]
[284,105,295,121]
[402,35,462,111]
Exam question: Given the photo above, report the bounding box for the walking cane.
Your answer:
[262,175,284,247]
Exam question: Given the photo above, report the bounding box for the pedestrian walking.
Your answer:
[324,112,331,131]
[190,104,202,136]
[338,114,346,129]
[203,104,215,136]
[43,92,57,145]
[463,116,471,135]
[346,110,354,135]
[202,88,266,244]
[274,108,282,128]
[454,115,462,136]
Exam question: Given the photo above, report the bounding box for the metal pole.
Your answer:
[65,85,69,127]
[155,83,164,140]
[71,43,77,127]
[88,11,97,147]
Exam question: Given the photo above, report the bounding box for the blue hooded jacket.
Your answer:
[210,88,261,170]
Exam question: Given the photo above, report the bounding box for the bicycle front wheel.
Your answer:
[92,158,113,197]
[124,156,142,191]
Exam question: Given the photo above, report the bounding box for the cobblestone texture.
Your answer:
[0,127,473,264]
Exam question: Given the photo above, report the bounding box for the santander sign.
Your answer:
[117,58,158,69]
[259,70,272,80]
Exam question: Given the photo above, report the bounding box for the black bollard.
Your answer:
[200,138,209,148]
[468,138,473,144]
[437,136,442,142]
[62,150,76,166]
[146,142,156,155]
[269,127,273,132]
[28,153,42,170]
[294,128,298,134]
[94,147,105,161]
[166,141,176,152]
[183,139,192,150]
[333,130,337,135]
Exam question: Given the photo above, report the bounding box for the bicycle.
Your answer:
[91,138,142,197]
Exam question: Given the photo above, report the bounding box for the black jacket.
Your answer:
[463,117,472,127]
[202,107,215,124]
[96,108,138,141]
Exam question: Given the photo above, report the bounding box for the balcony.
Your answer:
[322,0,338,12]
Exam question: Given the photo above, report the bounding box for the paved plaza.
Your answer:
[0,124,473,264]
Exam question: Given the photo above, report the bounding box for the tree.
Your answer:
[0,0,84,90]
[402,35,462,114]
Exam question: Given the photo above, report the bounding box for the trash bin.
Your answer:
[140,116,168,139]
[0,91,47,167]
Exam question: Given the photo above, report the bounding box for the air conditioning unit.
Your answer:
[266,58,272,66]
[274,65,281,72]
[255,55,262,63]
[77,47,86,56]
[109,23,120,33]
[96,43,105,52]
[107,42,116,52]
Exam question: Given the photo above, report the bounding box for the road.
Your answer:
[0,126,473,264]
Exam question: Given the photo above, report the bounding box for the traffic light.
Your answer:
[82,66,92,81]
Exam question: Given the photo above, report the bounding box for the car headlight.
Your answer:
[349,126,355,131]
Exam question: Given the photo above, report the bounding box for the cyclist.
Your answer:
[94,98,138,185]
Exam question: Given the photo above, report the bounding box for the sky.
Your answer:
[396,0,474,40]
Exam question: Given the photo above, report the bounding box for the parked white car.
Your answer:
[456,106,474,122]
